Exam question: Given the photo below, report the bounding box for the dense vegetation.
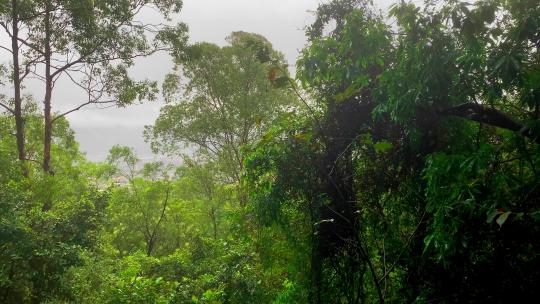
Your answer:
[1,0,539,303]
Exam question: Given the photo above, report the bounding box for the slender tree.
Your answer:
[1,0,188,173]
[0,0,41,173]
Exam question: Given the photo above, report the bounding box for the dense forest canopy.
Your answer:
[1,0,539,303]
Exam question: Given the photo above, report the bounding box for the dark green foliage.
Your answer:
[247,0,540,302]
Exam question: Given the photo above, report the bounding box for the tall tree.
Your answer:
[0,0,40,172]
[147,32,297,185]
[0,0,188,173]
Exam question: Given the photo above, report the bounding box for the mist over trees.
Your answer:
[1,0,539,303]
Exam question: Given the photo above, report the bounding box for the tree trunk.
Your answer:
[145,186,171,256]
[11,0,27,174]
[42,1,53,174]
[146,238,155,257]
[310,240,322,304]
[312,98,374,302]
[210,206,217,239]
[43,96,52,173]
[40,1,53,212]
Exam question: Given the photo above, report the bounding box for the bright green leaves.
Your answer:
[104,65,159,106]
[148,32,297,183]
[484,0,540,110]
[379,0,538,129]
[0,121,108,303]
[388,2,421,36]
[297,8,390,103]
[486,208,512,228]
[156,22,190,62]
[379,2,462,123]
[227,31,276,63]
[373,141,393,154]
[107,145,138,172]
[3,0,540,302]
[495,211,511,227]
[267,66,291,89]
[1,0,189,173]
[273,279,302,304]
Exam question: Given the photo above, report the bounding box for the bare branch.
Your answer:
[16,36,44,56]
[51,99,116,124]
[21,55,45,81]
[0,21,13,37]
[0,101,15,115]
[0,45,13,54]
[19,10,48,21]
[63,69,90,92]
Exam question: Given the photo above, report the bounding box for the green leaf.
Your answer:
[530,211,540,222]
[374,141,393,153]
[496,211,511,227]
[423,234,434,254]
[486,209,499,223]
[272,76,291,88]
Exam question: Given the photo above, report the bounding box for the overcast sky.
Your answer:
[1,0,395,161]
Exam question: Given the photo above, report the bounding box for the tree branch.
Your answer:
[16,36,45,56]
[51,100,115,124]
[49,4,156,79]
[147,183,171,256]
[441,102,540,144]
[0,21,12,37]
[20,55,45,81]
[0,101,15,115]
[0,45,13,54]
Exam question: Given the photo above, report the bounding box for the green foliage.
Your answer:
[256,0,540,302]
[0,113,108,303]
[2,1,540,303]
[146,31,297,182]
[297,7,390,102]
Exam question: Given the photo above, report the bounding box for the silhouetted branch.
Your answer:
[441,103,539,144]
